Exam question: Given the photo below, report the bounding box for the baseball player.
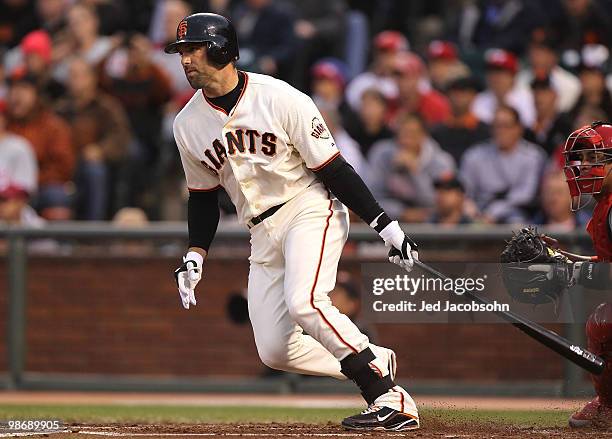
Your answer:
[558,121,612,428]
[168,13,419,431]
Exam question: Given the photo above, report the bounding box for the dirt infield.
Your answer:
[0,392,607,438]
[3,421,612,439]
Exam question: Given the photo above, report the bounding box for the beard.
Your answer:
[186,71,207,89]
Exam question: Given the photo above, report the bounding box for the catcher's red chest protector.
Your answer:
[587,193,612,262]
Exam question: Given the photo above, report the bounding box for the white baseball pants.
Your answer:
[247,182,391,379]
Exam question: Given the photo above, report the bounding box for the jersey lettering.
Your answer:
[226,129,245,154]
[246,129,260,154]
[204,149,222,170]
[212,139,227,165]
[261,132,277,156]
[200,129,279,170]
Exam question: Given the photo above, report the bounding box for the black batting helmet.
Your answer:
[164,13,239,65]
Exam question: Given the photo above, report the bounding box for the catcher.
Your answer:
[565,122,612,428]
[502,122,612,428]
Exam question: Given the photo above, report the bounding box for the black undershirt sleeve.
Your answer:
[313,154,392,232]
[187,189,220,251]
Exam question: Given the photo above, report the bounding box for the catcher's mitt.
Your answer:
[500,227,571,305]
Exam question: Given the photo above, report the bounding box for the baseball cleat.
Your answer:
[342,405,419,431]
[569,396,612,428]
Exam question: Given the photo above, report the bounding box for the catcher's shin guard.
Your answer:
[587,303,612,407]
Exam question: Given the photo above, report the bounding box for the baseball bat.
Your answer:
[413,260,605,375]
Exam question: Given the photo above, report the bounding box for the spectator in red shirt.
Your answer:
[391,51,451,128]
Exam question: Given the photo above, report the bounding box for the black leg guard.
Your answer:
[340,347,395,404]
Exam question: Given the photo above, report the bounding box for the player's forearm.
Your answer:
[313,154,393,232]
[187,190,220,253]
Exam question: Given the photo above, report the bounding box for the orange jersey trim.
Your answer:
[188,185,221,192]
[231,72,249,116]
[201,71,249,116]
[202,93,229,115]
[310,151,341,172]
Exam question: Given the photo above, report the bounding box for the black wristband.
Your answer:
[371,212,392,233]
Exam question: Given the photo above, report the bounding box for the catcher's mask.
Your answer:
[500,228,570,306]
[563,121,612,211]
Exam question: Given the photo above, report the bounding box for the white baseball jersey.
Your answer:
[173,71,419,417]
[173,72,340,224]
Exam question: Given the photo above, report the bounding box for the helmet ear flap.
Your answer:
[206,38,235,65]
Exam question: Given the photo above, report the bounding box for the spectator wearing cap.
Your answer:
[345,30,408,111]
[567,44,612,123]
[524,74,573,156]
[367,113,455,223]
[310,58,354,125]
[390,51,451,128]
[426,40,469,92]
[52,2,114,84]
[344,88,394,157]
[6,71,74,220]
[460,105,546,224]
[16,30,65,101]
[232,0,297,78]
[431,75,490,165]
[428,176,474,226]
[517,28,581,113]
[472,48,535,128]
[55,57,131,220]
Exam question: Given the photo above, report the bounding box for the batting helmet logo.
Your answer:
[177,19,188,40]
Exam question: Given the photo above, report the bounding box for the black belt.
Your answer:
[247,202,286,229]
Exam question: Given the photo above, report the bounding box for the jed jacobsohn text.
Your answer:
[373,300,510,313]
[372,275,487,296]
[370,274,510,315]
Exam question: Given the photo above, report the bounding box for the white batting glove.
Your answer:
[378,221,419,272]
[174,251,203,309]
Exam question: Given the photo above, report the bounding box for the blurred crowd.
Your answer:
[0,0,611,231]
